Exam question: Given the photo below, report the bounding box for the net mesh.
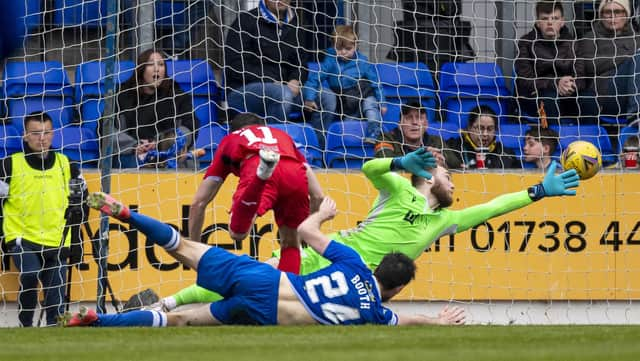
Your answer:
[0,0,639,326]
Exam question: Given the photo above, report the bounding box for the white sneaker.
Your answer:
[256,149,280,180]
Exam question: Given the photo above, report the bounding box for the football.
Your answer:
[560,140,602,180]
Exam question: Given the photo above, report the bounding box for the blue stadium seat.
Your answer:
[74,60,136,130]
[618,123,639,152]
[3,61,74,133]
[21,0,42,30]
[324,121,374,169]
[52,126,100,166]
[438,62,510,128]
[428,120,461,142]
[599,115,628,126]
[155,0,188,27]
[269,122,323,167]
[166,59,219,127]
[194,123,228,168]
[52,0,108,28]
[375,62,437,126]
[497,123,535,168]
[549,124,615,165]
[0,124,22,158]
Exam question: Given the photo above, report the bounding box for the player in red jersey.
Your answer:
[189,113,323,274]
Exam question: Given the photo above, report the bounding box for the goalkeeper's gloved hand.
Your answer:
[528,161,580,201]
[393,148,436,179]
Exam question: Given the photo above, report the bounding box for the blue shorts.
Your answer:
[196,247,281,325]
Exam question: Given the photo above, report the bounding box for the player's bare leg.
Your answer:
[166,304,222,326]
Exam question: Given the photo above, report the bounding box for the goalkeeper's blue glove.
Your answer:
[392,148,436,179]
[528,161,580,201]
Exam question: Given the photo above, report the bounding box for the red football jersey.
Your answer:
[205,125,307,180]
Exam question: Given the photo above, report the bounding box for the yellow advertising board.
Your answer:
[1,170,639,302]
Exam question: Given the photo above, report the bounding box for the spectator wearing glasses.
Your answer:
[446,106,520,169]
[577,0,640,120]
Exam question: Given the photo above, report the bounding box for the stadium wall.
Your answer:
[1,170,637,303]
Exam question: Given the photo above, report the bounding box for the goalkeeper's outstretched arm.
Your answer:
[450,161,580,233]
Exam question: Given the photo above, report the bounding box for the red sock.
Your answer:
[278,247,301,274]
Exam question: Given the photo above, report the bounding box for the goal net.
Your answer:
[0,0,638,327]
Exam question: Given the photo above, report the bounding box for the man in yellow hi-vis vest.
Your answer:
[0,112,86,327]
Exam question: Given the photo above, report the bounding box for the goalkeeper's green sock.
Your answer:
[173,284,223,307]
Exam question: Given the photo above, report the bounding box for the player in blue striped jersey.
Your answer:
[64,192,465,327]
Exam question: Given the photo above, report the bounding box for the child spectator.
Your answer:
[303,25,387,144]
[515,1,598,122]
[523,127,559,169]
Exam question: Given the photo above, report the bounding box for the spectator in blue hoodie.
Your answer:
[303,25,387,144]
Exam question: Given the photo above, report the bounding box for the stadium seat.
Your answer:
[324,121,374,169]
[599,115,628,126]
[52,0,108,28]
[438,62,510,128]
[428,120,461,142]
[21,0,42,30]
[618,122,640,153]
[3,61,74,133]
[268,122,323,168]
[52,126,100,166]
[194,123,228,168]
[549,124,616,165]
[166,59,219,127]
[497,123,533,168]
[375,62,437,125]
[74,60,136,130]
[0,124,22,158]
[155,0,188,27]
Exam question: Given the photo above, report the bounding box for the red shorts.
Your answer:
[233,157,309,229]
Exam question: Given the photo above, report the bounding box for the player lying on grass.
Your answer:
[65,194,466,326]
[150,147,580,311]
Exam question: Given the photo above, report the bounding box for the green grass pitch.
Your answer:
[1,325,639,361]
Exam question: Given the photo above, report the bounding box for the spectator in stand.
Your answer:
[577,0,640,119]
[515,1,598,122]
[523,127,559,170]
[374,101,456,167]
[0,112,87,327]
[303,25,385,144]
[446,106,520,169]
[224,0,318,125]
[112,49,198,169]
[609,133,640,169]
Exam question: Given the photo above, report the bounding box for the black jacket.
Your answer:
[577,21,640,95]
[114,82,195,154]
[374,127,458,167]
[445,136,521,169]
[224,7,309,89]
[515,26,586,97]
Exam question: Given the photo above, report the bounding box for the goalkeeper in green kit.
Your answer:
[147,147,579,311]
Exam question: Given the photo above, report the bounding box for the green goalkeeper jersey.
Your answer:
[298,158,534,274]
[175,157,537,306]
